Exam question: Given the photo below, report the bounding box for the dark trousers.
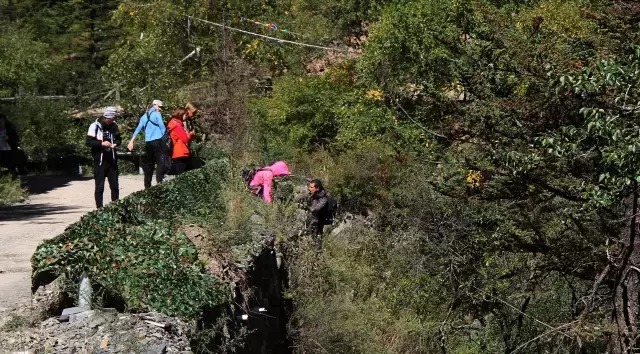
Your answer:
[0,150,17,178]
[309,220,325,252]
[143,139,167,189]
[94,158,119,208]
[173,157,190,175]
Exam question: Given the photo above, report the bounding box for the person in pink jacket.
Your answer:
[249,161,291,203]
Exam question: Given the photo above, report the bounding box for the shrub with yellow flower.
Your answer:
[366,89,383,101]
[465,170,483,188]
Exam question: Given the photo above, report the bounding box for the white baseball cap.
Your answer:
[152,99,164,107]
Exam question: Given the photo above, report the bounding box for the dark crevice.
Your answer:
[234,237,291,354]
[191,237,293,354]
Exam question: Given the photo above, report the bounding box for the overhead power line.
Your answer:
[187,15,347,53]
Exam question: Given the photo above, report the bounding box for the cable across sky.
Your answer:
[187,15,347,53]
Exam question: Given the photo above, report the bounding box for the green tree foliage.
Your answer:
[0,25,53,96]
[537,49,640,353]
[5,99,86,164]
[359,0,462,97]
[0,0,122,95]
[343,0,640,352]
[249,63,420,155]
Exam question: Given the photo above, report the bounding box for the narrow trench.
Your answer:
[233,242,294,354]
[191,240,295,354]
[279,249,298,354]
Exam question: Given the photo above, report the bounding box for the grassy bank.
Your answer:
[0,175,24,206]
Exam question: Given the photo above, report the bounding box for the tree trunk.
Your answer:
[610,185,640,353]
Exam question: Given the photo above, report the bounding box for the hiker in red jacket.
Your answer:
[167,108,195,175]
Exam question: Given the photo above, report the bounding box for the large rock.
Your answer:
[0,276,69,334]
[0,310,193,353]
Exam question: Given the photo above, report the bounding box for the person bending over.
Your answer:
[248,161,291,203]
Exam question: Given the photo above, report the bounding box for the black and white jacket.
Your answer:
[86,118,122,165]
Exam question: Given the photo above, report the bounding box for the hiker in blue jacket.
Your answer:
[127,99,168,189]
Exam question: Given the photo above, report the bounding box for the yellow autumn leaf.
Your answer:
[466,170,483,188]
[366,89,383,101]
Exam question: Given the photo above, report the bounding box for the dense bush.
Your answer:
[31,156,230,319]
[259,158,589,353]
[248,69,420,159]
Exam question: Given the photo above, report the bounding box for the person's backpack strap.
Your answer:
[146,111,178,136]
[143,108,151,130]
[144,108,170,135]
[145,109,161,129]
[144,109,173,152]
[93,119,103,138]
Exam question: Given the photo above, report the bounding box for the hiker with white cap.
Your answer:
[127,99,168,189]
[86,106,122,208]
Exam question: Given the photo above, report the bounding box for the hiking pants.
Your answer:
[173,157,190,176]
[94,158,119,208]
[309,220,324,252]
[143,139,166,189]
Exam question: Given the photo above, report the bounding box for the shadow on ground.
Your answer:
[20,175,92,195]
[0,204,81,223]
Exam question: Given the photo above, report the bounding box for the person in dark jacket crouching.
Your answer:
[86,106,122,208]
[307,178,329,251]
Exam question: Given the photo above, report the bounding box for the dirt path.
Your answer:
[0,175,145,311]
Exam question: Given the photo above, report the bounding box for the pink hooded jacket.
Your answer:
[249,161,291,203]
